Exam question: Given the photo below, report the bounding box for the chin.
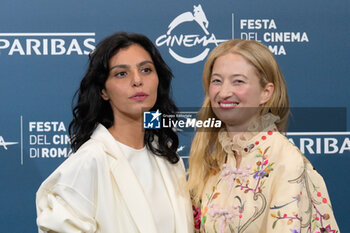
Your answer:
[221,119,241,127]
[212,110,236,122]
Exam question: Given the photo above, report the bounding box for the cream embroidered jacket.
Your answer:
[197,114,339,233]
[36,124,194,233]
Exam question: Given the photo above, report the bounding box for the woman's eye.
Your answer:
[115,71,127,77]
[141,67,153,73]
[233,79,244,84]
[211,79,221,84]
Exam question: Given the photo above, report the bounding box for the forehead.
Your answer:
[109,44,153,66]
[212,53,256,74]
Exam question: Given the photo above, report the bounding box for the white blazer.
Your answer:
[36,124,194,233]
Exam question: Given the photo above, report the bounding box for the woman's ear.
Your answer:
[260,82,274,105]
[101,89,109,101]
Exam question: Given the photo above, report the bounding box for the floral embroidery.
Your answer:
[196,121,338,233]
[270,211,302,229]
[236,147,273,194]
[193,205,201,230]
[320,224,337,233]
[207,204,241,233]
[221,164,251,194]
[200,146,273,232]
[270,157,338,233]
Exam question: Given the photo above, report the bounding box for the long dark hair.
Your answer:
[69,32,179,164]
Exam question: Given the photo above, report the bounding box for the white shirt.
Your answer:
[115,140,175,233]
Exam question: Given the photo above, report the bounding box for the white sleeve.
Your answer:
[37,191,96,233]
[36,150,99,233]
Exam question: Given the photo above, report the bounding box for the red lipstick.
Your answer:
[218,100,239,109]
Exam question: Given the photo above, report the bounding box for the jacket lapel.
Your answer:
[155,156,194,233]
[91,124,158,233]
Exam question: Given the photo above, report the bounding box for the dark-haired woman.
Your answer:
[36,32,194,233]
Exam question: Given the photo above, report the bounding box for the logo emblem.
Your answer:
[0,136,18,150]
[143,110,161,129]
[156,4,227,64]
[167,4,210,36]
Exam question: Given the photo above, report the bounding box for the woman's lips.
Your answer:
[129,92,148,101]
[218,100,239,109]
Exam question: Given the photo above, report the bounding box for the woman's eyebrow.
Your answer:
[211,73,222,78]
[137,60,154,67]
[211,73,248,79]
[110,64,129,71]
[110,61,154,71]
[231,73,248,79]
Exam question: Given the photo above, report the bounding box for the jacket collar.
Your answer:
[90,124,193,233]
[91,124,158,233]
[154,155,194,233]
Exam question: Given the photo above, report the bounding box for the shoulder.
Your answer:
[38,138,108,194]
[63,138,107,172]
[270,131,304,158]
[267,132,306,174]
[267,132,324,181]
[35,139,107,230]
[72,138,107,162]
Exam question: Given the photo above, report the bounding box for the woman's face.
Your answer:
[101,44,159,121]
[209,53,272,130]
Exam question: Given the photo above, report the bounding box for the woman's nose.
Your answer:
[218,82,232,99]
[132,71,143,87]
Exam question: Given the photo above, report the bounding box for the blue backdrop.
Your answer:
[0,0,349,232]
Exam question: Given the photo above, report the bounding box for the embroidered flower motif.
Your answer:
[193,205,201,229]
[207,204,240,233]
[270,163,338,232]
[221,164,251,179]
[201,205,209,225]
[252,148,274,181]
[290,229,300,233]
[253,169,267,180]
[320,224,337,233]
[221,164,251,194]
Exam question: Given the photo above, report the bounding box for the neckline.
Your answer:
[218,113,280,155]
[114,139,147,152]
